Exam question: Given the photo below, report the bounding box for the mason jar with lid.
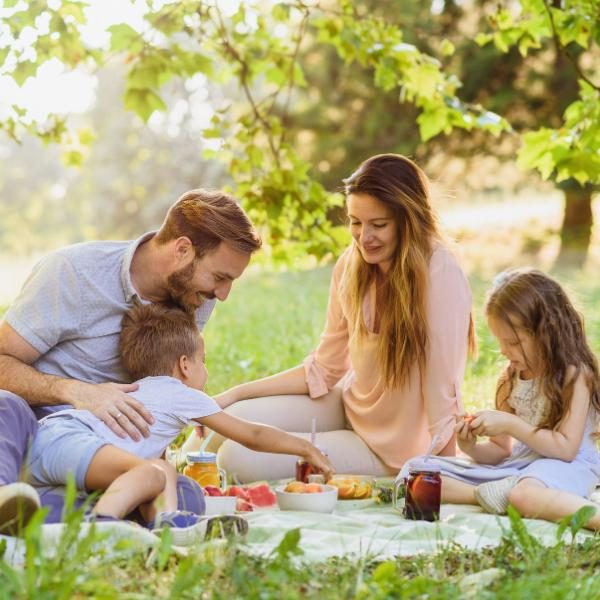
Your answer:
[183,451,226,489]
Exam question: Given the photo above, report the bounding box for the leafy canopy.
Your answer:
[1,0,598,259]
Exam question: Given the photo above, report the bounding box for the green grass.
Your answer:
[3,264,600,597]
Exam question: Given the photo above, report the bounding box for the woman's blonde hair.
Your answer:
[486,268,600,430]
[340,153,474,389]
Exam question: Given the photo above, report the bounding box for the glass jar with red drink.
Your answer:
[295,446,327,483]
[397,459,441,521]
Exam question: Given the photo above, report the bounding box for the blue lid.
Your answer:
[186,451,217,464]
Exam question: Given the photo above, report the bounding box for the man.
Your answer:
[0,189,261,534]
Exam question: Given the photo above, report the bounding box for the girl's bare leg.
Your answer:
[441,476,477,504]
[508,478,600,530]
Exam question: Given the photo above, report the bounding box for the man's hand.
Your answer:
[469,410,513,438]
[70,381,153,441]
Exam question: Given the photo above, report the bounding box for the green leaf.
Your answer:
[61,149,84,167]
[440,39,455,56]
[108,23,143,53]
[272,3,290,22]
[475,32,493,46]
[417,106,448,141]
[12,60,38,86]
[124,88,167,122]
[272,527,302,559]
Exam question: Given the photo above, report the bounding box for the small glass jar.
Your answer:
[397,459,441,522]
[183,451,226,489]
[295,446,327,483]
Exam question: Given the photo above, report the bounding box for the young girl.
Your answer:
[402,268,600,529]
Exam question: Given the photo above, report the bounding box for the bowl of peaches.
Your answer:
[275,481,338,513]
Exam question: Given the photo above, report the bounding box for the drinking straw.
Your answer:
[423,433,440,462]
[199,429,216,453]
[310,417,317,446]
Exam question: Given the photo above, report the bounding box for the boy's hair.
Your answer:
[120,302,201,381]
[485,268,600,431]
[154,189,262,258]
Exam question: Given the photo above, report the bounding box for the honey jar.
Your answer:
[183,451,226,489]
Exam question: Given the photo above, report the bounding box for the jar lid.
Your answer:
[408,458,441,473]
[186,451,217,464]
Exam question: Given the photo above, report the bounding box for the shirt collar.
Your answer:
[120,231,157,303]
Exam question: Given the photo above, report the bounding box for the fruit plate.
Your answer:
[335,497,378,511]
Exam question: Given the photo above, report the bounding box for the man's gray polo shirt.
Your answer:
[5,232,216,418]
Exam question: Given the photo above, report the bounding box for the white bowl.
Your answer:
[204,495,237,515]
[275,484,338,513]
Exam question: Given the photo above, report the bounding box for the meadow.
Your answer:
[2,203,600,598]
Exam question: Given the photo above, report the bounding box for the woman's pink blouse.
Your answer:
[303,245,472,470]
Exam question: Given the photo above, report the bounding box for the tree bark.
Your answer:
[555,183,594,269]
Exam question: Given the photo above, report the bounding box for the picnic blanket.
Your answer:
[2,501,593,568]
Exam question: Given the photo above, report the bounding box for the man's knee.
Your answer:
[0,391,37,433]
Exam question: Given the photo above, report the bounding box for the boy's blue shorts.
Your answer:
[28,415,108,489]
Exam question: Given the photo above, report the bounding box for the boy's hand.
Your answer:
[306,445,335,481]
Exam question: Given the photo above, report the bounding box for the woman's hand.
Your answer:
[469,410,514,437]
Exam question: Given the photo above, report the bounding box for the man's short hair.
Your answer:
[155,189,262,257]
[120,302,200,381]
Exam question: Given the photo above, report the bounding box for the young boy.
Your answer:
[26,302,333,544]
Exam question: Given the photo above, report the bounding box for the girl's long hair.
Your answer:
[340,153,475,389]
[486,269,600,430]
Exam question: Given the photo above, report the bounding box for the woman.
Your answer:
[211,154,474,481]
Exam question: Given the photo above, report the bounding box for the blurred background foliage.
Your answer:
[0,0,598,266]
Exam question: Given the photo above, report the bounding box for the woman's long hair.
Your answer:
[486,269,600,430]
[339,153,473,389]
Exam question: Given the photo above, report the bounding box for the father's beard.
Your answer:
[166,260,211,313]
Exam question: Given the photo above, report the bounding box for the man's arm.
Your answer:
[0,321,152,440]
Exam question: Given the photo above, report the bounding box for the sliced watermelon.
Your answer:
[203,486,223,497]
[226,485,253,511]
[246,483,277,508]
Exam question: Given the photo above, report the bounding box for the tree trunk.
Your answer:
[555,183,594,269]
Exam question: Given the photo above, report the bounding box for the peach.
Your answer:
[285,481,307,493]
[327,478,357,499]
[354,482,372,499]
[305,483,322,494]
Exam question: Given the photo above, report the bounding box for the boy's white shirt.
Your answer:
[41,376,221,459]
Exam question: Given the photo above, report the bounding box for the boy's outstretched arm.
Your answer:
[197,412,335,480]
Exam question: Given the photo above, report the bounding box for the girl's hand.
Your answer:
[454,416,477,453]
[470,410,513,437]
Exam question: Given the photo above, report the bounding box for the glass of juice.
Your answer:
[399,459,441,522]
